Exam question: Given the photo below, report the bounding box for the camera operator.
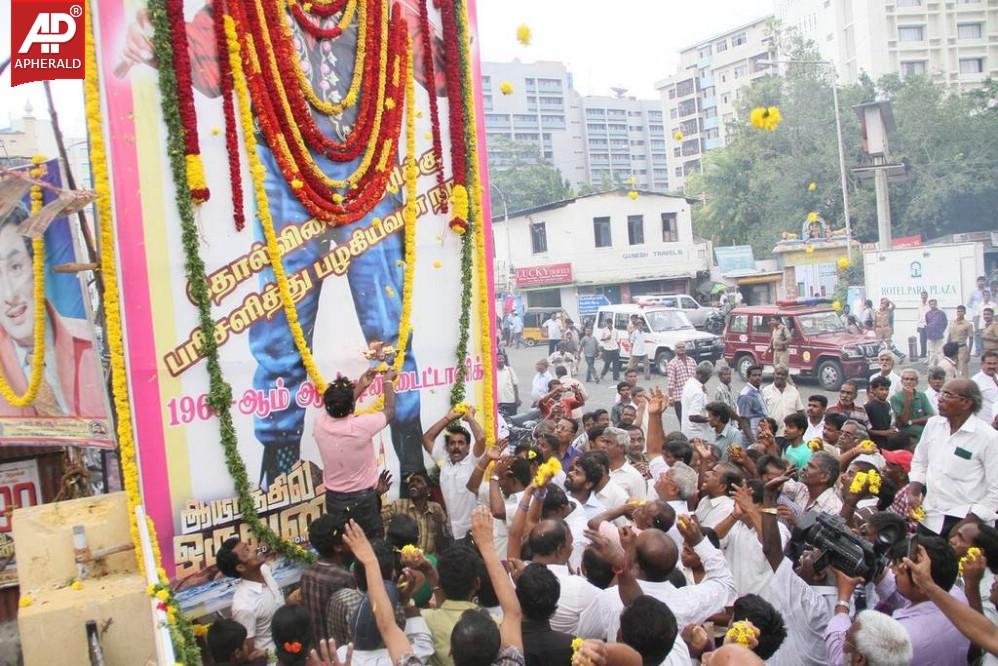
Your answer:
[832,535,969,666]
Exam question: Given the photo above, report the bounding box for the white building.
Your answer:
[775,0,998,89]
[482,61,669,191]
[655,16,775,191]
[492,191,710,320]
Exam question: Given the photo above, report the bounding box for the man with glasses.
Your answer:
[891,369,934,446]
[827,382,870,430]
[909,380,998,538]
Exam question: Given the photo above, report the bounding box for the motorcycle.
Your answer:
[704,310,726,335]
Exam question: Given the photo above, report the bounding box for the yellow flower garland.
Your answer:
[0,163,47,408]
[84,11,163,579]
[459,0,496,444]
[252,0,390,191]
[225,14,327,389]
[288,0,365,115]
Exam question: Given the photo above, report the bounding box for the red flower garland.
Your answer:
[165,0,209,202]
[229,0,407,223]
[300,0,349,17]
[418,0,446,211]
[213,0,246,230]
[438,0,467,230]
[290,3,345,39]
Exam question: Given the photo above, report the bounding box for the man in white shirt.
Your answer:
[869,351,902,400]
[217,537,284,656]
[543,313,563,354]
[681,361,714,441]
[924,367,946,415]
[803,395,827,442]
[762,366,804,436]
[916,290,931,359]
[584,449,631,511]
[528,519,601,634]
[909,378,998,537]
[577,518,736,643]
[421,406,487,539]
[593,426,647,501]
[564,454,608,521]
[510,312,524,348]
[972,350,998,418]
[694,463,741,529]
[800,451,843,515]
[495,352,520,418]
[712,485,790,597]
[531,359,555,405]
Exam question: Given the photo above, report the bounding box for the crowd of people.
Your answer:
[197,333,998,666]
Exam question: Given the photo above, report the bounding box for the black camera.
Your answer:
[791,511,904,581]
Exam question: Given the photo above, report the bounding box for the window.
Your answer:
[668,89,676,99]
[957,23,983,39]
[661,213,678,242]
[698,46,712,59]
[704,128,720,139]
[732,32,747,47]
[728,315,748,333]
[627,215,645,245]
[733,65,746,79]
[700,86,715,98]
[682,139,700,156]
[716,39,728,52]
[678,99,697,117]
[593,217,612,247]
[670,109,678,119]
[680,119,699,135]
[901,61,927,76]
[960,57,984,74]
[673,147,681,157]
[898,26,925,42]
[704,107,718,119]
[896,0,921,5]
[529,222,547,253]
[676,79,695,97]
[675,167,683,177]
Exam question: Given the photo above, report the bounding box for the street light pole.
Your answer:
[759,59,853,259]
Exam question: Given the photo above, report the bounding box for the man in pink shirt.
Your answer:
[315,368,397,538]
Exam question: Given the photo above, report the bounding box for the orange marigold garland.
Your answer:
[212,0,246,230]
[165,0,209,203]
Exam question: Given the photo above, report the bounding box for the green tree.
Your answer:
[687,30,998,255]
[487,137,574,212]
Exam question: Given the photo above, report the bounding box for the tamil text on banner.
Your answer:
[0,458,43,587]
[0,160,113,447]
[91,0,494,592]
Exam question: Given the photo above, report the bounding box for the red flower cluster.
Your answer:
[438,0,468,232]
[290,3,346,39]
[418,0,446,211]
[165,0,209,202]
[229,0,408,224]
[212,0,246,230]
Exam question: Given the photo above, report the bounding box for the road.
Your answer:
[499,343,979,432]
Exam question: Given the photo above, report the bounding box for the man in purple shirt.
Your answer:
[828,535,969,666]
[925,299,948,364]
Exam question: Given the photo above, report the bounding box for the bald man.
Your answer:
[909,378,998,538]
[577,518,735,645]
[528,519,600,635]
[702,644,766,665]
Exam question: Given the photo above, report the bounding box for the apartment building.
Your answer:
[775,0,998,88]
[654,17,775,191]
[481,61,669,191]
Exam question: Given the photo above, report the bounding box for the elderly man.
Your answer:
[827,381,870,430]
[681,361,714,442]
[762,366,804,436]
[666,341,698,424]
[593,426,647,501]
[869,351,902,399]
[531,359,555,405]
[909,379,998,538]
[891,368,934,445]
[824,609,913,666]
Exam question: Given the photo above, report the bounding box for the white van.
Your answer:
[595,303,723,375]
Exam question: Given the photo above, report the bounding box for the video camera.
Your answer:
[791,511,905,581]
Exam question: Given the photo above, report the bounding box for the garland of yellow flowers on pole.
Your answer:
[0,158,47,408]
[83,9,201,664]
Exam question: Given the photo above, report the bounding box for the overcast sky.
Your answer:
[1,0,773,137]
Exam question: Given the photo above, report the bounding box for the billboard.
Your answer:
[514,262,573,288]
[0,160,112,447]
[92,0,494,583]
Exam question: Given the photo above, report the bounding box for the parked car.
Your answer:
[722,299,882,391]
[596,303,723,375]
[520,307,572,347]
[632,294,718,329]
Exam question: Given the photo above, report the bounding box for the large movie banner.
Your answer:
[92,0,494,581]
[0,160,113,447]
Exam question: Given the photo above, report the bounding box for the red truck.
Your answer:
[722,300,882,390]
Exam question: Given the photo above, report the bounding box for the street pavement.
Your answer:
[499,343,982,433]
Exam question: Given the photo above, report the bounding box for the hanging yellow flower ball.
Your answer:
[499,81,514,96]
[837,257,849,270]
[804,244,814,254]
[726,621,760,647]
[70,580,84,591]
[628,190,639,200]
[807,438,823,452]
[832,300,842,312]
[626,176,636,185]
[400,544,424,559]
[750,106,783,131]
[806,211,819,223]
[432,260,443,269]
[516,24,531,46]
[808,182,817,192]
[674,130,684,142]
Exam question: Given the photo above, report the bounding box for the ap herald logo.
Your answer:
[10,0,86,87]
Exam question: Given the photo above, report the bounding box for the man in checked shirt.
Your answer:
[666,341,698,424]
[119,0,447,486]
[298,513,356,649]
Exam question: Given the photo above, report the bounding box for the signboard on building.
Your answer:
[892,235,922,249]
[515,263,573,288]
[714,245,756,275]
[0,459,42,587]
[577,295,611,317]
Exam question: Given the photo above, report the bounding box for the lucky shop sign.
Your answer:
[515,263,573,288]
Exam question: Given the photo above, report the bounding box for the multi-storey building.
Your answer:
[481,61,668,191]
[775,0,997,89]
[655,16,775,191]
